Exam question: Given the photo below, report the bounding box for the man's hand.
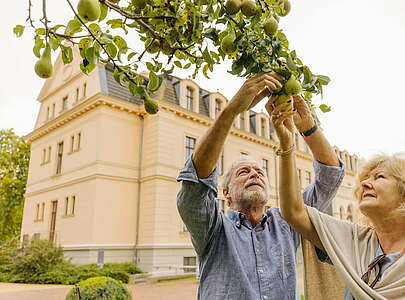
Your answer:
[228,72,282,115]
[265,94,315,133]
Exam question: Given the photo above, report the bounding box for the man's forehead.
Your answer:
[234,161,261,170]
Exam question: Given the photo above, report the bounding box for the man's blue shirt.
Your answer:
[177,158,344,300]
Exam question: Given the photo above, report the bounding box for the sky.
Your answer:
[1,0,404,159]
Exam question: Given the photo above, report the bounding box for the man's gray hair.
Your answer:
[222,155,256,191]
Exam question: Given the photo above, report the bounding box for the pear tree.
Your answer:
[14,0,331,115]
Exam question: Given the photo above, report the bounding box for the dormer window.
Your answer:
[186,87,193,110]
[240,114,245,130]
[215,99,222,118]
[261,118,266,137]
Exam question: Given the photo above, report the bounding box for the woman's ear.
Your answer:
[223,188,232,206]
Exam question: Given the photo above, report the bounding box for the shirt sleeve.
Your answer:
[302,159,345,213]
[176,157,222,257]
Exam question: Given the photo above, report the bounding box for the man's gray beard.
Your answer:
[232,188,267,210]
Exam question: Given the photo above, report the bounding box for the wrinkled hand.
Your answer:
[228,72,282,115]
[265,94,316,134]
[266,96,294,150]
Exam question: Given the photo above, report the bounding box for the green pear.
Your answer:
[220,34,236,54]
[279,0,291,16]
[34,44,53,79]
[241,0,257,17]
[263,17,278,36]
[284,77,302,95]
[142,95,159,114]
[77,0,101,22]
[132,0,146,9]
[225,0,242,15]
[146,39,160,54]
[274,93,293,111]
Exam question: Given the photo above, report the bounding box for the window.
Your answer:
[65,197,69,216]
[41,203,45,220]
[70,135,75,153]
[62,96,68,111]
[42,148,47,164]
[349,156,353,171]
[75,88,80,102]
[186,87,193,110]
[35,203,40,220]
[33,233,41,240]
[51,103,55,118]
[304,171,311,186]
[185,136,196,162]
[347,205,353,222]
[183,257,197,273]
[71,196,76,215]
[294,133,300,151]
[215,99,222,118]
[47,146,51,162]
[217,152,224,176]
[261,119,266,137]
[240,114,245,130]
[217,199,225,214]
[339,206,344,219]
[262,159,269,177]
[240,152,249,159]
[297,169,302,188]
[77,133,81,150]
[56,141,64,174]
[22,234,29,246]
[46,106,50,120]
[83,82,87,99]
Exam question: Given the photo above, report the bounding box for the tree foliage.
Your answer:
[14,0,331,114]
[0,129,30,243]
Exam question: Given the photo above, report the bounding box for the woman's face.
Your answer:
[359,163,404,217]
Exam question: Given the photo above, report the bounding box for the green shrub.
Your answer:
[101,270,129,283]
[65,276,132,300]
[103,263,143,275]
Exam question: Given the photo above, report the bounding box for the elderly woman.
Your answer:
[268,96,405,299]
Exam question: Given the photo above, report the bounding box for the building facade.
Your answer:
[21,48,360,273]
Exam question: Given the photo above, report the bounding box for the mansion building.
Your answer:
[21,48,360,274]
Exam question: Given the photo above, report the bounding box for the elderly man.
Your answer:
[177,72,344,300]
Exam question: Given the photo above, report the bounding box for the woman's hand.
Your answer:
[266,96,295,150]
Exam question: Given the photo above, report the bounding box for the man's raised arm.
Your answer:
[193,73,282,178]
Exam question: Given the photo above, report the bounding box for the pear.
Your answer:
[146,39,160,54]
[34,44,53,79]
[284,77,302,95]
[220,34,236,54]
[142,94,159,114]
[132,0,146,9]
[241,0,257,17]
[263,17,278,36]
[274,93,293,111]
[279,0,291,16]
[77,0,101,22]
[225,0,242,15]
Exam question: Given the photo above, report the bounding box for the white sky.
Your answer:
[1,0,404,159]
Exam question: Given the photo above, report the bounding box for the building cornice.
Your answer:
[25,93,146,143]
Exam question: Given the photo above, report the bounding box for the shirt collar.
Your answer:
[227,209,270,229]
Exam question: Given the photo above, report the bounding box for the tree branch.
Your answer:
[26,0,35,28]
[101,0,176,20]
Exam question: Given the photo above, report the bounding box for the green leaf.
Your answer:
[65,18,82,36]
[202,47,214,65]
[319,104,331,113]
[88,23,102,36]
[202,64,211,79]
[147,71,161,92]
[317,75,331,85]
[49,36,60,51]
[146,62,155,72]
[85,47,96,64]
[127,52,137,61]
[99,3,108,22]
[174,61,182,68]
[61,46,73,64]
[33,37,44,58]
[105,42,118,58]
[113,36,127,49]
[35,28,46,36]
[13,25,25,37]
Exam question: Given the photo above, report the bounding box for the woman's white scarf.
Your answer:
[302,206,405,300]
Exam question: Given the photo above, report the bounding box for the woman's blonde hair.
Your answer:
[354,152,405,225]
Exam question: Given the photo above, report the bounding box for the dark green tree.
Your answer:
[0,129,30,243]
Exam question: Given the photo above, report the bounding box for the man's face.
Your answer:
[226,161,270,210]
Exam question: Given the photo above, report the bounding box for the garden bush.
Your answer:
[65,276,132,300]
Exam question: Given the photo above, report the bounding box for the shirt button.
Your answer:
[258,269,263,274]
